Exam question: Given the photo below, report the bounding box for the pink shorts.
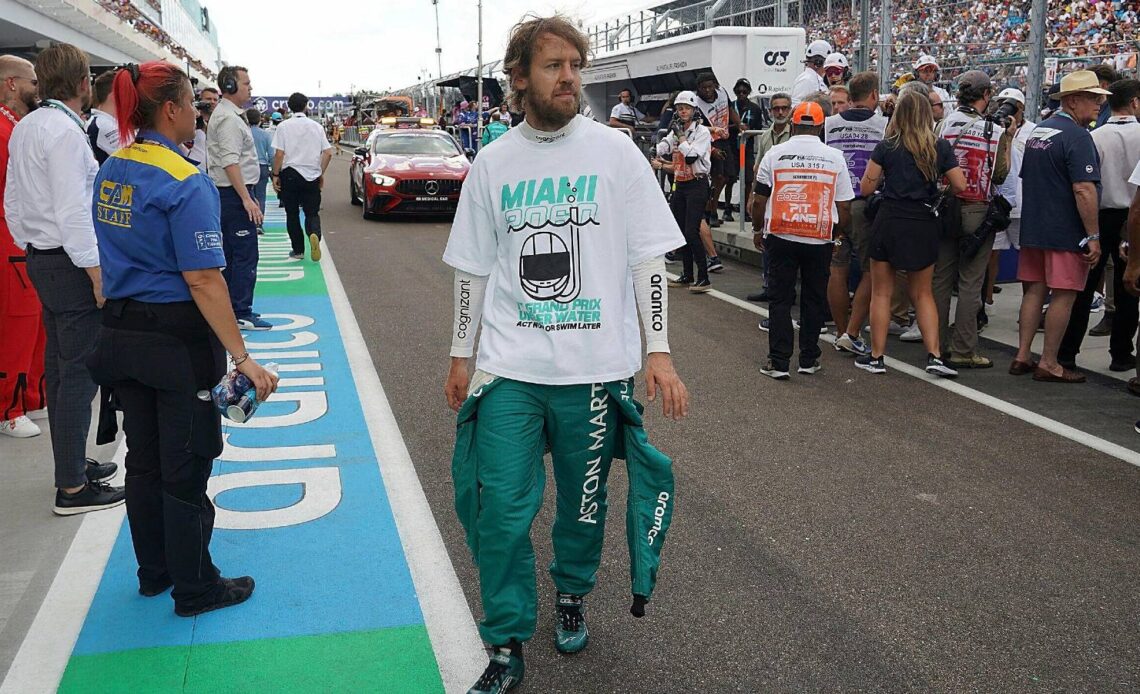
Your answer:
[1016,247,1090,291]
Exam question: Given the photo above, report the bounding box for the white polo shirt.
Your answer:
[755,134,855,245]
[1092,115,1140,209]
[791,68,828,106]
[271,112,333,181]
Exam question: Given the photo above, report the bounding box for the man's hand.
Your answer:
[752,231,765,251]
[318,175,325,191]
[1125,257,1140,297]
[272,176,281,193]
[711,147,725,161]
[444,357,471,412]
[243,195,264,226]
[645,352,689,421]
[1084,239,1101,266]
[85,267,105,308]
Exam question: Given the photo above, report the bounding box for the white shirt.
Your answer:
[1129,158,1140,189]
[270,112,332,181]
[442,115,684,385]
[695,86,732,140]
[5,102,99,267]
[86,107,121,162]
[206,98,260,187]
[655,120,712,179]
[610,102,646,126]
[756,134,855,245]
[189,128,207,173]
[791,68,828,106]
[994,120,1036,218]
[1091,115,1140,209]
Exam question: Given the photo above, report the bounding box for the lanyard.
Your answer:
[0,104,18,127]
[42,100,85,132]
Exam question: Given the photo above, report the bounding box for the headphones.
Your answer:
[219,69,238,95]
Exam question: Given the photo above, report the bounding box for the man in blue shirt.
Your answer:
[246,108,273,231]
[1013,70,1108,383]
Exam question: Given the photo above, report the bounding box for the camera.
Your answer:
[195,100,214,112]
[987,100,1018,127]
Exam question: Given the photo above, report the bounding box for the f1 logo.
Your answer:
[764,51,790,66]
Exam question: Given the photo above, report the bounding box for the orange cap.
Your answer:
[792,101,825,126]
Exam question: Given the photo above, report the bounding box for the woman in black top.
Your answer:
[858,90,967,376]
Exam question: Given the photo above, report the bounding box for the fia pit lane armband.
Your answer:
[632,255,670,354]
[451,269,488,358]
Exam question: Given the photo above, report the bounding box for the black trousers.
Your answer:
[25,249,100,489]
[766,235,832,369]
[87,300,226,606]
[1059,208,1136,365]
[279,167,323,255]
[669,177,709,282]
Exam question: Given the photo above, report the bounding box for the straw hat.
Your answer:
[1056,70,1112,97]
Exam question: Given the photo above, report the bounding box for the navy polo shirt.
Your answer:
[1019,112,1101,252]
[93,130,225,302]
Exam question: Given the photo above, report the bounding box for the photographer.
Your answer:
[1013,71,1108,383]
[987,88,1036,307]
[654,90,713,293]
[933,70,1015,370]
[187,86,217,172]
[87,62,278,616]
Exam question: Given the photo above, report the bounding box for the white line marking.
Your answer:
[0,445,127,694]
[321,247,485,692]
[687,276,1140,469]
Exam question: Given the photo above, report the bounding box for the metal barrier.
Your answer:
[736,129,766,237]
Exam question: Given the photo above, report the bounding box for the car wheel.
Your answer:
[362,198,376,221]
[350,174,362,206]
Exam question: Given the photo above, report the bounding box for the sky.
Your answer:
[205,0,656,96]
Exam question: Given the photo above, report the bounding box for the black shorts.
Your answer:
[868,199,942,271]
[710,139,739,181]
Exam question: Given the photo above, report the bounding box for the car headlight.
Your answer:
[371,174,396,186]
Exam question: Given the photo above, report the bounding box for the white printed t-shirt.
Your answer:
[756,134,855,245]
[442,115,685,385]
[695,86,731,141]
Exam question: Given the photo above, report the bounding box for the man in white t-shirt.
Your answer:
[271,92,333,262]
[751,101,853,379]
[86,71,120,165]
[607,87,653,135]
[441,16,688,694]
[791,39,832,106]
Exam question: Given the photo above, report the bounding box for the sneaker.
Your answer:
[1135,420,1140,435]
[26,408,48,421]
[309,233,322,262]
[689,279,712,293]
[139,575,174,597]
[237,316,273,331]
[707,256,724,273]
[925,354,959,378]
[798,360,822,375]
[85,457,118,482]
[288,251,304,260]
[554,593,589,654]
[887,321,907,336]
[668,275,693,288]
[468,646,525,694]
[0,415,40,438]
[1109,358,1134,372]
[760,359,790,380]
[855,354,887,374]
[947,353,993,369]
[723,212,735,222]
[746,291,770,302]
[1090,291,1105,313]
[256,227,265,236]
[174,576,256,617]
[664,251,679,264]
[834,333,870,356]
[977,309,989,333]
[710,215,722,228]
[758,318,770,332]
[53,479,125,516]
[899,323,923,342]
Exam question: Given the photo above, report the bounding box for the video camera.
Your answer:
[195,100,215,113]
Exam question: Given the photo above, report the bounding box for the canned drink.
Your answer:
[226,393,258,423]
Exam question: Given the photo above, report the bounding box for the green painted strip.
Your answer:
[59,624,443,693]
[253,227,328,297]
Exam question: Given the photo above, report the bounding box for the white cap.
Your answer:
[823,53,849,70]
[806,40,833,60]
[997,87,1026,105]
[914,54,939,70]
[673,90,700,109]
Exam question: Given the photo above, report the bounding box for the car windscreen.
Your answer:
[372,133,460,157]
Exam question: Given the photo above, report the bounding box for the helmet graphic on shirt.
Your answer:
[519,226,582,303]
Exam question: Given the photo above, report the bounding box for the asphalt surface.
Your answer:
[324,155,1140,692]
